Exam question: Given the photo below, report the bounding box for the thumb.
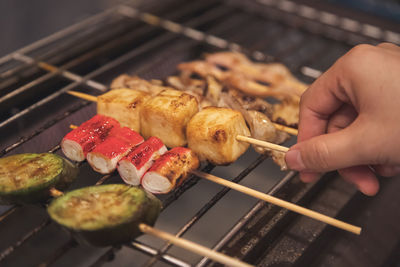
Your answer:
[285,123,370,172]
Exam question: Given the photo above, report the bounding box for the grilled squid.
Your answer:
[87,127,144,174]
[117,136,167,186]
[61,115,120,162]
[141,147,199,194]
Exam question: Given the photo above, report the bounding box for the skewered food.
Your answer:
[186,107,250,165]
[272,97,300,128]
[97,89,150,132]
[0,153,78,204]
[140,89,199,148]
[110,74,167,96]
[86,127,144,174]
[47,184,162,246]
[118,136,167,186]
[204,51,307,98]
[61,115,120,162]
[142,147,199,194]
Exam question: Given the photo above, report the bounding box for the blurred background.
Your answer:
[1,0,399,57]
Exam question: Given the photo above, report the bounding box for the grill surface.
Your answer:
[0,0,399,266]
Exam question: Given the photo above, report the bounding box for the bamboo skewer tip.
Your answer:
[49,187,64,197]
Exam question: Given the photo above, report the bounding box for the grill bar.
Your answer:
[0,1,223,153]
[0,0,221,106]
[38,239,77,267]
[0,14,127,84]
[143,154,269,267]
[0,7,120,66]
[0,219,51,262]
[12,53,107,91]
[0,101,90,157]
[0,206,18,223]
[196,171,297,267]
[127,241,191,267]
[255,0,400,44]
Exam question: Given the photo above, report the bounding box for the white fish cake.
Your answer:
[186,107,250,165]
[97,89,150,132]
[140,89,199,148]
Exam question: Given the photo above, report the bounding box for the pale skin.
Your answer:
[285,43,400,196]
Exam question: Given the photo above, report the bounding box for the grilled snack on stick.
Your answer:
[0,153,78,204]
[140,89,199,148]
[61,115,120,162]
[142,147,199,194]
[118,136,167,186]
[86,127,144,174]
[47,184,161,246]
[110,74,167,96]
[97,89,150,132]
[186,107,250,165]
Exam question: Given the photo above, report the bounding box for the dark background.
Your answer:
[1,0,399,58]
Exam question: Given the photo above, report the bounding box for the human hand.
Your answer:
[285,43,400,196]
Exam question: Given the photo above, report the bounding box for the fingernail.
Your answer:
[285,149,306,171]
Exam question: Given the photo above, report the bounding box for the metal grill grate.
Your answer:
[0,0,399,266]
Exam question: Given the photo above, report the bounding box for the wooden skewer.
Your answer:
[191,170,361,235]
[272,122,298,136]
[67,124,361,234]
[47,184,252,266]
[67,91,98,102]
[236,135,289,153]
[67,90,298,136]
[49,187,64,197]
[139,224,253,267]
[71,124,289,154]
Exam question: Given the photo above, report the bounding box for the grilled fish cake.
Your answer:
[140,89,199,148]
[186,107,250,165]
[97,89,150,133]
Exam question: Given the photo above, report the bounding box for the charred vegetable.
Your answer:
[0,153,78,204]
[47,184,162,246]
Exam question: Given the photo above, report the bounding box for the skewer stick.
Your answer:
[139,224,253,267]
[236,135,289,153]
[191,170,361,235]
[49,188,63,197]
[272,122,298,136]
[67,90,297,136]
[67,91,98,102]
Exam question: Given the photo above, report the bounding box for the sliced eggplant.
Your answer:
[0,153,78,204]
[47,184,162,247]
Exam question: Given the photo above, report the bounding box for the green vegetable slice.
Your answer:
[0,153,78,204]
[48,184,162,246]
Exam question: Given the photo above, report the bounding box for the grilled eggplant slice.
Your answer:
[0,153,78,204]
[47,184,162,247]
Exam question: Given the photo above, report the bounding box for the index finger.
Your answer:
[297,62,351,143]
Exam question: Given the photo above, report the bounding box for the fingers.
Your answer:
[286,119,369,172]
[377,42,400,53]
[326,104,358,133]
[297,66,348,143]
[372,164,400,177]
[338,166,379,196]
